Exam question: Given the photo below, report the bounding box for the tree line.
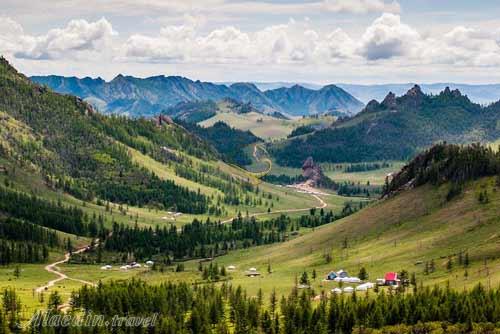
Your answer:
[20,280,494,334]
[384,143,500,197]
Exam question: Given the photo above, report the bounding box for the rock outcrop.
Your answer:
[302,157,327,187]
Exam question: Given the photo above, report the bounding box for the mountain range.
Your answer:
[336,83,500,105]
[271,85,500,166]
[30,75,364,117]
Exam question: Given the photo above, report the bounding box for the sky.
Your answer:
[1,0,500,84]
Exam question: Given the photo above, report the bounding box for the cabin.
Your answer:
[326,269,349,281]
[384,272,400,286]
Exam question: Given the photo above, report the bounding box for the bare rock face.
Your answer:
[156,114,174,126]
[302,157,325,187]
[381,92,397,110]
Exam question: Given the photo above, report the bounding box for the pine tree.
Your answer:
[358,267,368,281]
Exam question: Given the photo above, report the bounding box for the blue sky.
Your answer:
[1,0,500,84]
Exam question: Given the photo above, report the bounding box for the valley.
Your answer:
[1,57,500,333]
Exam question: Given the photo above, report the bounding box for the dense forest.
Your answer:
[2,280,493,334]
[272,86,500,166]
[0,186,88,235]
[384,143,500,196]
[180,121,258,166]
[99,206,364,262]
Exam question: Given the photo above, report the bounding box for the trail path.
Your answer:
[222,190,327,224]
[252,143,272,175]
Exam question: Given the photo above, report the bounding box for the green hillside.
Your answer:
[272,85,500,166]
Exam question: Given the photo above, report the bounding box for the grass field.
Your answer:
[200,177,500,297]
[200,112,335,140]
[321,161,406,185]
[5,177,498,316]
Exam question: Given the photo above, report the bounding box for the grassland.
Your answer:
[6,176,497,318]
[321,161,406,185]
[201,177,500,297]
[200,112,334,140]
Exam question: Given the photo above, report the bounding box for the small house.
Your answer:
[384,272,400,286]
[326,271,337,280]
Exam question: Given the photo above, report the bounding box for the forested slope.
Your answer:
[272,86,500,166]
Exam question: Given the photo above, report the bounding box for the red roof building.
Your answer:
[385,272,398,281]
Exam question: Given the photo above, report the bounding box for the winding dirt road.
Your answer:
[35,244,96,294]
[252,143,272,175]
[221,191,327,224]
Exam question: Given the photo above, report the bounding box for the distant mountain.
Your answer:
[337,83,500,105]
[271,85,500,166]
[31,75,364,117]
[250,82,323,91]
[264,84,364,116]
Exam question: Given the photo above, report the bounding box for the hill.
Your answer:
[180,121,259,165]
[271,85,500,166]
[30,74,364,117]
[212,144,500,296]
[1,57,329,225]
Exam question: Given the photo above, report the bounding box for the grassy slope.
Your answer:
[206,177,500,296]
[200,111,335,141]
[47,176,500,303]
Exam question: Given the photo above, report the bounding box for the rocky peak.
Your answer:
[381,92,397,109]
[406,84,423,98]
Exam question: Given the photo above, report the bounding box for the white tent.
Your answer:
[343,286,354,293]
[356,283,374,291]
[146,261,154,266]
[331,288,342,294]
[334,276,361,283]
[100,265,112,270]
[227,265,236,270]
[120,265,130,270]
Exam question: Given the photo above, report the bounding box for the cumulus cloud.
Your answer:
[323,0,400,14]
[123,19,325,65]
[358,13,419,60]
[2,12,500,72]
[0,17,116,60]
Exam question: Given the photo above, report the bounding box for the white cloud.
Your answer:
[0,17,116,60]
[323,0,400,14]
[358,13,419,60]
[0,17,25,54]
[120,12,500,69]
[3,11,500,83]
